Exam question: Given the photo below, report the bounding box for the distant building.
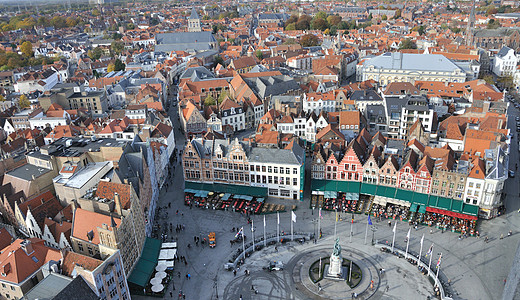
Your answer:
[359,53,466,86]
[188,8,202,32]
[155,32,218,54]
[492,46,518,77]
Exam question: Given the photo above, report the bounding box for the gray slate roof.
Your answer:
[350,90,382,101]
[243,75,300,99]
[364,52,462,72]
[155,32,216,53]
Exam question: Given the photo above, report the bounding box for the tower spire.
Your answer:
[466,0,476,46]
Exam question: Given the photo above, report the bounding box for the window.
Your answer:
[293,178,297,186]
[274,167,278,173]
[293,168,297,174]
[268,176,272,184]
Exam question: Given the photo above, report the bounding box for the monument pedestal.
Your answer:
[324,265,347,281]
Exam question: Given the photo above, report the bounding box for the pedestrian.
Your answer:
[251,285,255,290]
[170,291,173,297]
[233,269,237,276]
[501,234,504,240]
[386,286,389,292]
[508,230,512,236]
[240,294,243,300]
[388,221,391,227]
[187,273,191,280]
[183,294,185,299]
[430,228,433,234]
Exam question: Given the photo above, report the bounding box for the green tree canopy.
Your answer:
[20,41,33,57]
[300,34,319,47]
[114,59,126,71]
[19,94,30,108]
[204,95,216,106]
[399,39,417,50]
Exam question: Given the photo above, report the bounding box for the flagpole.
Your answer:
[428,244,434,275]
[252,220,255,252]
[405,228,410,259]
[391,222,396,252]
[418,234,424,264]
[364,220,369,245]
[436,253,442,282]
[318,208,321,240]
[277,212,280,244]
[242,227,245,260]
[291,212,294,241]
[263,216,266,247]
[349,213,353,243]
[319,257,322,278]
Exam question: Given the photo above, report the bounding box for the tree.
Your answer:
[315,11,327,20]
[399,39,417,50]
[111,41,124,55]
[285,23,296,31]
[311,18,328,31]
[50,16,66,29]
[382,15,388,20]
[0,95,5,102]
[300,34,319,47]
[19,95,30,108]
[88,47,104,60]
[107,63,115,73]
[92,9,101,16]
[283,38,297,45]
[287,15,299,24]
[487,19,500,29]
[66,17,77,27]
[255,50,263,60]
[217,91,229,105]
[393,9,401,19]
[204,95,216,106]
[498,75,514,90]
[327,15,342,27]
[20,41,33,57]
[114,59,125,71]
[482,74,494,85]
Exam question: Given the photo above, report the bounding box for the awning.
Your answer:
[257,197,265,202]
[161,242,177,249]
[395,189,413,203]
[462,203,479,216]
[418,205,426,214]
[410,203,418,212]
[426,206,477,220]
[360,183,378,195]
[344,192,358,200]
[412,193,429,205]
[128,238,162,288]
[159,249,177,260]
[451,200,463,213]
[157,260,174,268]
[222,193,231,201]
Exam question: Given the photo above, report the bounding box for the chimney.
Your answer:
[21,240,34,255]
[483,101,490,113]
[114,192,122,216]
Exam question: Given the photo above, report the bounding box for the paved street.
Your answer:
[132,90,520,300]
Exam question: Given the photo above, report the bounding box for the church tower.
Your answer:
[188,7,202,32]
[465,0,476,46]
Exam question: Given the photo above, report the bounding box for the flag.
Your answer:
[368,215,372,225]
[277,212,280,224]
[319,208,323,219]
[292,211,297,223]
[392,221,397,233]
[426,244,433,257]
[406,228,411,240]
[420,234,424,248]
[235,227,243,238]
[436,253,442,267]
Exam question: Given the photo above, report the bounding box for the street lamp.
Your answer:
[371,225,378,246]
[311,218,318,242]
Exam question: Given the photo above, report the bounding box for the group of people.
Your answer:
[370,203,409,221]
[424,212,477,236]
[322,195,360,213]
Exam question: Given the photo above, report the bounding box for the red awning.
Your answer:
[426,207,477,220]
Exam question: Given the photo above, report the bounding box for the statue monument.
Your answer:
[327,238,343,278]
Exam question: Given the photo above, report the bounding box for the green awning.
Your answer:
[127,238,162,288]
[360,183,377,195]
[375,186,388,197]
[311,179,327,191]
[418,205,426,213]
[462,203,479,216]
[384,187,397,198]
[412,192,429,205]
[347,181,360,194]
[410,203,418,212]
[428,195,440,207]
[395,189,413,203]
[437,197,452,210]
[451,200,463,213]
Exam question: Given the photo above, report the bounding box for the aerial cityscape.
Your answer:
[0,0,518,299]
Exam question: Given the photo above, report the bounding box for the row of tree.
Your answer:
[0,15,83,32]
